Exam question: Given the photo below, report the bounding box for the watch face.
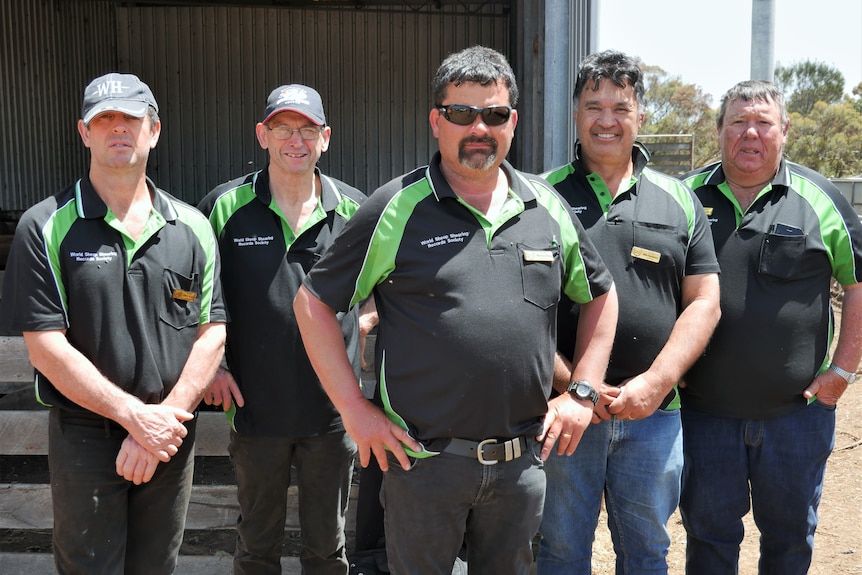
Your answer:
[574,383,590,399]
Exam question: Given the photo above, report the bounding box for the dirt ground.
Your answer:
[591,296,862,574]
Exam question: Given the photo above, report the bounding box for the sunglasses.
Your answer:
[437,104,513,127]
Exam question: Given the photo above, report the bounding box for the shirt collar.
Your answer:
[75,175,175,221]
[255,166,337,210]
[425,151,536,203]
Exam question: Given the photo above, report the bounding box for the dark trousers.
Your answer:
[230,430,357,575]
[382,447,545,575]
[48,408,196,575]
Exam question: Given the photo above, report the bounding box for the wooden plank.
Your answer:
[0,336,31,387]
[0,483,358,531]
[0,411,231,456]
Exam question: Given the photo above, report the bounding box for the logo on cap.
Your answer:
[82,73,158,125]
[276,86,313,108]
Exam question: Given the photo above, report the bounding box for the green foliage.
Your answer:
[853,82,862,115]
[774,60,845,115]
[639,59,862,178]
[639,64,720,168]
[785,99,862,178]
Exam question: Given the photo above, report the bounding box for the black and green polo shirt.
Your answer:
[544,143,719,409]
[303,153,614,451]
[198,168,366,437]
[0,176,226,411]
[683,159,862,419]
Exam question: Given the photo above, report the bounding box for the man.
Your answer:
[198,84,367,574]
[536,50,721,575]
[0,72,226,574]
[293,45,618,575]
[680,79,862,574]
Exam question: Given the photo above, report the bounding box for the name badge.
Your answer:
[703,207,714,216]
[631,246,661,264]
[172,289,198,303]
[523,250,555,262]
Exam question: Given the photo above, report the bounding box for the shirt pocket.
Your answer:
[160,269,201,330]
[630,221,682,272]
[518,243,562,309]
[758,224,809,280]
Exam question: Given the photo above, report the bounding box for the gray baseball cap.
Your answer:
[82,73,158,125]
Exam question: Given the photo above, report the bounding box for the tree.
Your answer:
[785,99,862,178]
[852,82,862,115]
[639,63,719,168]
[774,60,845,116]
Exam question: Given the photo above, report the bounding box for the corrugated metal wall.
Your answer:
[0,0,115,211]
[1,1,510,209]
[118,4,510,201]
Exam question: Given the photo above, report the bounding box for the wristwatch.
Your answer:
[828,363,857,385]
[566,380,599,405]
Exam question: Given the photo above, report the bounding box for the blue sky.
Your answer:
[597,0,862,106]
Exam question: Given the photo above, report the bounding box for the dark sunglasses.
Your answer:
[437,104,513,127]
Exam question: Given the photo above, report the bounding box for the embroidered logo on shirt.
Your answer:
[232,235,275,247]
[69,249,118,263]
[420,231,470,249]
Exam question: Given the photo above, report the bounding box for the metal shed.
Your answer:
[1,0,594,212]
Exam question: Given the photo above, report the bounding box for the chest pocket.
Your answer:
[630,221,682,271]
[518,243,562,309]
[758,224,811,280]
[160,269,201,330]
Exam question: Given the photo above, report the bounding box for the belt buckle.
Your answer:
[476,438,498,465]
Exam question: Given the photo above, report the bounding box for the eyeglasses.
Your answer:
[437,104,513,127]
[266,125,322,140]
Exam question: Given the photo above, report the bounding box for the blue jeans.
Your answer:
[537,409,683,575]
[381,443,545,575]
[48,408,196,575]
[679,403,835,575]
[230,430,357,575]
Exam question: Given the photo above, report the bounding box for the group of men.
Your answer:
[0,44,858,575]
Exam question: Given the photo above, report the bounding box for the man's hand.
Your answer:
[203,366,245,411]
[804,370,851,406]
[116,436,160,484]
[592,382,622,421]
[537,393,596,460]
[607,372,667,420]
[125,404,193,462]
[340,398,421,472]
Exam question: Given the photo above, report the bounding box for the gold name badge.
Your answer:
[172,289,198,302]
[523,250,555,262]
[631,246,661,264]
[703,207,714,216]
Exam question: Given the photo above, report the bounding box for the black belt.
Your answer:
[442,436,529,465]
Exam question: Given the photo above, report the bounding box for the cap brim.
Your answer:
[84,100,150,125]
[262,107,325,126]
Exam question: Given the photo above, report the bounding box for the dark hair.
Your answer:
[716,80,787,129]
[574,49,645,110]
[432,46,519,107]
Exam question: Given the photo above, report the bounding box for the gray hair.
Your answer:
[716,80,788,129]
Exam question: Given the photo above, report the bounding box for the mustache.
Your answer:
[460,136,497,147]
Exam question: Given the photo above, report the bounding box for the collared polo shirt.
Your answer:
[303,153,613,450]
[199,168,366,437]
[683,159,862,418]
[545,143,719,409]
[0,176,226,411]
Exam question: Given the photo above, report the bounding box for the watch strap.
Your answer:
[828,363,857,384]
